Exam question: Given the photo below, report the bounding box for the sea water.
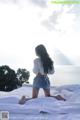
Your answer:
[50,65,80,86]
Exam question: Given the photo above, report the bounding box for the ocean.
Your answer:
[50,65,80,86]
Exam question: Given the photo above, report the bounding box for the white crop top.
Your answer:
[33,58,54,75]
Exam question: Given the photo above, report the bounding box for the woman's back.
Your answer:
[33,58,54,75]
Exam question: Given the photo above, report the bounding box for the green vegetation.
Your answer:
[0,65,30,91]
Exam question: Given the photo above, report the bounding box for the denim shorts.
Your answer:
[33,75,50,89]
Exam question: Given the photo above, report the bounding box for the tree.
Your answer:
[0,65,30,91]
[16,68,30,86]
[0,65,18,91]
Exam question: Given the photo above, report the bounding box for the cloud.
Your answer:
[68,5,80,31]
[1,0,78,33]
[30,0,47,8]
[0,0,18,4]
[40,4,80,32]
[53,48,73,65]
[69,4,80,15]
[41,10,62,31]
[0,0,30,6]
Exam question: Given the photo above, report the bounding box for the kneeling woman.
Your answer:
[19,44,65,104]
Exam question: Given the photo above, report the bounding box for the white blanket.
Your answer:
[0,85,80,120]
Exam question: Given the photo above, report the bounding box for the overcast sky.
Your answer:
[0,0,80,72]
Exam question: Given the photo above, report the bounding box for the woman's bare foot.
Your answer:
[54,95,66,101]
[19,96,27,105]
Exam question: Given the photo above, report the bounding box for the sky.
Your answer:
[0,0,80,85]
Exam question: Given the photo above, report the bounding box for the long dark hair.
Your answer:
[35,44,53,74]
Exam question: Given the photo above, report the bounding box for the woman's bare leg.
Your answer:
[43,88,50,97]
[19,88,39,104]
[52,95,66,101]
[32,88,39,98]
[43,88,66,101]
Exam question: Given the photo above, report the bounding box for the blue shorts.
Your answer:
[33,75,50,89]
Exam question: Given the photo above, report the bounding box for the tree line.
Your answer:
[0,65,30,91]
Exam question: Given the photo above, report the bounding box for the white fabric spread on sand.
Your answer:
[0,85,80,120]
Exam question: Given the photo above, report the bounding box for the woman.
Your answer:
[19,44,65,104]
